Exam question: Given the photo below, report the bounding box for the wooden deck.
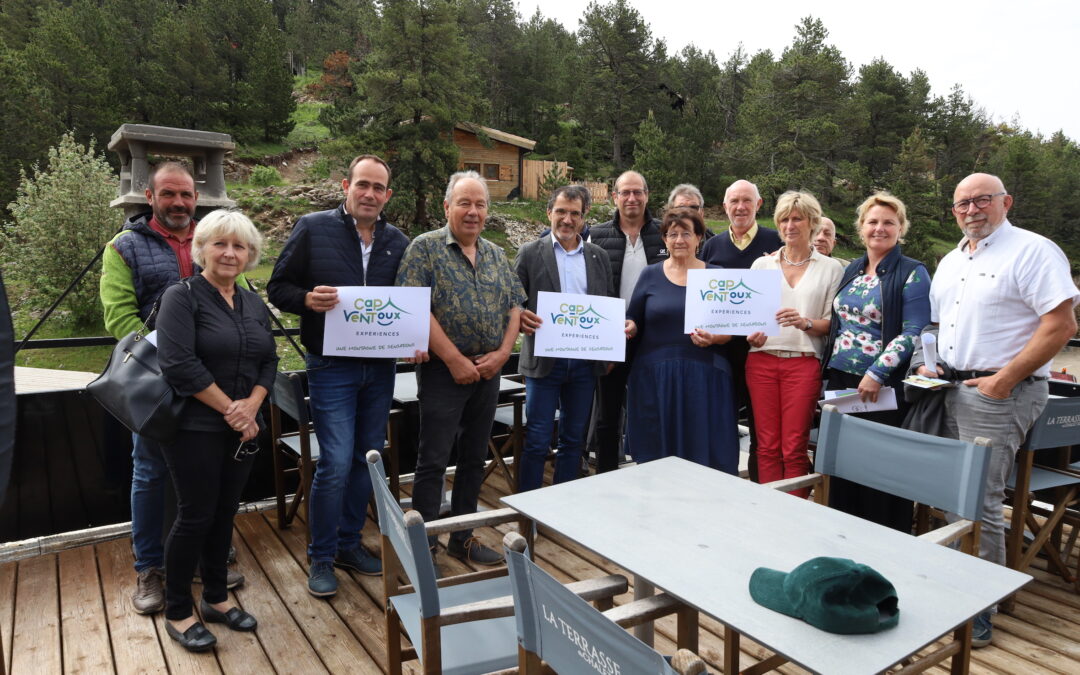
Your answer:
[3,470,1080,674]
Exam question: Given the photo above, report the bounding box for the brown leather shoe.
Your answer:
[132,568,165,614]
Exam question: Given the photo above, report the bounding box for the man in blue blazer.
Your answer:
[516,185,615,491]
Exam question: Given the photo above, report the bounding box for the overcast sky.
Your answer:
[521,0,1080,142]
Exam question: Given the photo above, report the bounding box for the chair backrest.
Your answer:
[504,532,681,675]
[815,406,991,521]
[365,450,441,618]
[1024,395,1080,451]
[272,371,309,426]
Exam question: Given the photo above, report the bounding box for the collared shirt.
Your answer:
[148,216,196,278]
[342,206,374,281]
[729,222,759,251]
[619,235,648,302]
[931,220,1079,377]
[551,233,587,295]
[396,225,525,356]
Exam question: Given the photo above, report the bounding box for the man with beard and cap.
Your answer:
[916,172,1078,647]
[101,161,243,615]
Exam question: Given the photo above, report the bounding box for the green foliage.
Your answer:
[632,111,676,211]
[323,0,483,229]
[538,162,568,197]
[1,132,120,328]
[578,0,660,171]
[0,47,61,213]
[250,165,284,187]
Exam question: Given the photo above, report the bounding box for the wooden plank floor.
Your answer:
[1,469,1079,674]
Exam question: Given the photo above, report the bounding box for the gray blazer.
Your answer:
[515,235,615,378]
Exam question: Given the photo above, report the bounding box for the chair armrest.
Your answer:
[603,592,685,629]
[917,519,973,547]
[440,574,628,627]
[671,648,709,675]
[762,473,823,492]
[424,507,522,536]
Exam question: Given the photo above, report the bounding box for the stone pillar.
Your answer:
[108,124,237,220]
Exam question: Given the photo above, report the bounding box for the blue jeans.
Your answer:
[305,355,395,562]
[131,432,168,572]
[520,359,596,491]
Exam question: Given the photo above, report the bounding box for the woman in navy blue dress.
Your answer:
[623,208,740,474]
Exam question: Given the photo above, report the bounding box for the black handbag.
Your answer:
[87,285,191,444]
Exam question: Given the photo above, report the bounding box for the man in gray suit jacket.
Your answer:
[516,185,615,491]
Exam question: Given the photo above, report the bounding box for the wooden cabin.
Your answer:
[453,122,536,201]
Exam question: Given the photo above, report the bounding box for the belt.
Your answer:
[763,349,815,359]
[954,370,996,380]
[953,369,1047,384]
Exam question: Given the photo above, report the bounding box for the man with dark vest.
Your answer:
[586,170,667,472]
[268,154,410,597]
[700,179,782,481]
[100,162,243,615]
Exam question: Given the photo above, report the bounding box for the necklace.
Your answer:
[780,246,811,267]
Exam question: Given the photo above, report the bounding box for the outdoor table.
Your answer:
[502,456,1031,675]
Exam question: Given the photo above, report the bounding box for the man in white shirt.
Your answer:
[919,172,1078,647]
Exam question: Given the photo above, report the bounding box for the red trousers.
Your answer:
[745,351,820,498]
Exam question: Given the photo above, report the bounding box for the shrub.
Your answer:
[1,132,120,328]
[249,165,283,186]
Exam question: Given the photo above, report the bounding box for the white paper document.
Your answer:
[819,386,898,414]
[684,268,782,336]
[322,286,430,358]
[534,291,626,362]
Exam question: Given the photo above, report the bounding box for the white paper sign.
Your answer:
[819,387,898,414]
[533,291,626,362]
[684,269,782,336]
[322,286,430,358]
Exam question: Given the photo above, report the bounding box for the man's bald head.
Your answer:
[723,179,763,234]
[952,173,1012,241]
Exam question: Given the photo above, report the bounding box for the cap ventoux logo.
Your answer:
[549,303,608,330]
[700,278,759,305]
[343,297,411,326]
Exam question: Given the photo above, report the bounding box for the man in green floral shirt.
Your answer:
[396,170,525,565]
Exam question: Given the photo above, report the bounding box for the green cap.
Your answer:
[749,557,899,634]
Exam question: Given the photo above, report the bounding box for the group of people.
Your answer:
[101,154,1078,653]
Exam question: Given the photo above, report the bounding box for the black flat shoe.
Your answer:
[199,599,258,632]
[165,620,217,652]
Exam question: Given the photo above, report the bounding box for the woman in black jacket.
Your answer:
[821,193,931,531]
[157,210,278,651]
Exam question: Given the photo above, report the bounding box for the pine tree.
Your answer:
[1,132,120,328]
[324,0,484,228]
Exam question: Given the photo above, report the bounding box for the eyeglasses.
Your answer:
[616,189,647,198]
[663,230,697,241]
[234,440,260,462]
[952,192,1005,212]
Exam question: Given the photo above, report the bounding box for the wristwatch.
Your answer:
[803,318,813,331]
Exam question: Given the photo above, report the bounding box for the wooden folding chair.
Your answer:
[504,531,707,675]
[762,405,993,674]
[366,450,624,674]
[270,371,318,529]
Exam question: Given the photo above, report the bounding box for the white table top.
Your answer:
[392,371,524,403]
[502,456,1031,675]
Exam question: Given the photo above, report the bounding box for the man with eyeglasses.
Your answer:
[268,154,411,597]
[665,184,714,240]
[700,179,783,481]
[915,172,1078,648]
[587,171,667,472]
[516,185,614,491]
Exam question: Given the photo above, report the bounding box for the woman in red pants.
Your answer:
[745,191,843,496]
